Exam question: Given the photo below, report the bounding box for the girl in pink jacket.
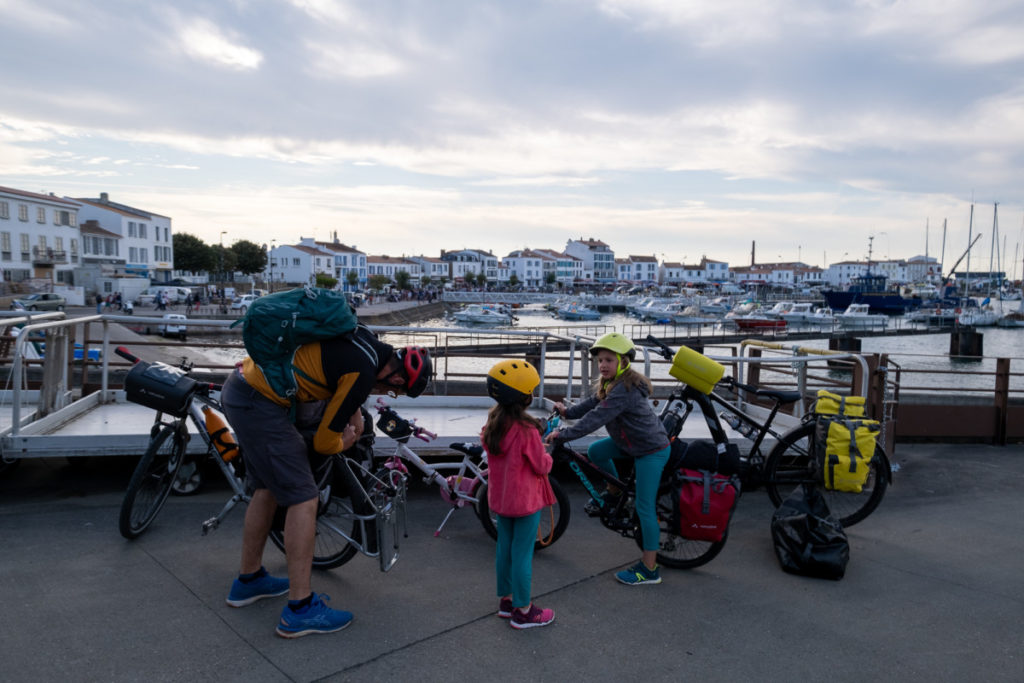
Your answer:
[482,359,556,630]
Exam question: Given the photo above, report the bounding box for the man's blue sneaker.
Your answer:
[615,561,662,586]
[276,593,353,638]
[226,572,289,607]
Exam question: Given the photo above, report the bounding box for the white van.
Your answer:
[135,286,192,306]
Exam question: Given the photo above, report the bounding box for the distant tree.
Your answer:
[173,233,216,273]
[508,273,520,288]
[420,274,432,288]
[214,245,238,282]
[346,271,359,289]
[315,273,338,289]
[369,274,392,291]
[475,272,488,287]
[545,272,557,287]
[231,239,267,276]
[394,270,411,290]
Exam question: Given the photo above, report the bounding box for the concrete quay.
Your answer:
[0,442,1021,682]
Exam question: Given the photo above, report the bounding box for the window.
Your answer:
[70,238,78,260]
[38,235,47,249]
[128,222,136,237]
[129,247,137,262]
[0,201,8,219]
[164,227,169,241]
[54,236,63,253]
[18,204,28,221]
[20,233,30,261]
[139,248,147,262]
[139,223,147,239]
[36,207,45,223]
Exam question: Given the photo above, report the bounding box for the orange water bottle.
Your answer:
[203,405,239,462]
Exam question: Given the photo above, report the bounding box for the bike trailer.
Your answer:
[815,417,880,493]
[124,361,198,417]
[668,346,725,395]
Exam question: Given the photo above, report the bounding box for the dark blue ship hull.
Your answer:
[822,290,925,314]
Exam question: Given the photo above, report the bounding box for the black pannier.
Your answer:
[124,361,198,417]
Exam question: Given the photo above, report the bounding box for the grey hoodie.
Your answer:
[558,379,669,457]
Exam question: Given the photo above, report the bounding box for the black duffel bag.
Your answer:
[770,483,849,580]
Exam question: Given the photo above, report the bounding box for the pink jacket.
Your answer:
[485,420,556,518]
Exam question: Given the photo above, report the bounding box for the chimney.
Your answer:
[100,192,109,203]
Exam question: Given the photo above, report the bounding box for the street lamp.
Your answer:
[219,231,227,285]
[269,239,276,293]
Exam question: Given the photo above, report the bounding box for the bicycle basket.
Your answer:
[124,361,198,417]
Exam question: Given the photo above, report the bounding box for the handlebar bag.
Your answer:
[675,468,740,542]
[124,361,198,417]
[376,408,414,443]
[815,417,879,493]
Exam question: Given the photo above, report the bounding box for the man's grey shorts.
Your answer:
[220,371,319,507]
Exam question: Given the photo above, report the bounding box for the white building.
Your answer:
[366,255,423,283]
[0,185,81,285]
[659,262,685,285]
[503,249,551,287]
[441,248,498,284]
[533,249,581,286]
[273,243,334,285]
[406,255,450,284]
[564,237,615,283]
[305,236,367,291]
[73,192,174,282]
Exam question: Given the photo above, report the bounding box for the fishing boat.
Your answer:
[780,302,815,323]
[452,304,513,325]
[821,237,924,314]
[806,307,836,326]
[836,303,889,330]
[733,314,787,331]
[555,302,601,321]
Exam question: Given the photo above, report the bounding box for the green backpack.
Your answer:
[232,286,359,410]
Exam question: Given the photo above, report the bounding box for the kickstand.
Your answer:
[434,506,459,537]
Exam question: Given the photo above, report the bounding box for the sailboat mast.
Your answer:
[966,203,974,297]
[940,218,947,286]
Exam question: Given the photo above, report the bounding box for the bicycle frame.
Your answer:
[550,441,632,527]
[372,398,489,536]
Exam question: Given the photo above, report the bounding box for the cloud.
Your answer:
[304,40,404,79]
[177,17,262,70]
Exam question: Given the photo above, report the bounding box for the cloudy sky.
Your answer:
[2,0,1023,272]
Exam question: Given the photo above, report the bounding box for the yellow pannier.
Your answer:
[813,390,866,418]
[669,345,725,395]
[816,417,880,493]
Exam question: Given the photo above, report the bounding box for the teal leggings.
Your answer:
[495,510,540,608]
[587,438,670,552]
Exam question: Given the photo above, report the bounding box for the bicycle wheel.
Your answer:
[476,476,571,551]
[764,421,889,527]
[170,458,204,496]
[268,458,362,570]
[639,484,728,569]
[119,424,185,539]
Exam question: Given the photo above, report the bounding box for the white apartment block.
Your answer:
[301,236,367,291]
[73,192,174,282]
[533,248,581,285]
[504,249,552,287]
[406,256,450,283]
[564,237,615,283]
[0,186,81,285]
[366,255,423,281]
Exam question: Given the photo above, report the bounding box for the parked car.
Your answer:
[146,313,188,340]
[135,286,192,306]
[230,294,259,313]
[10,293,66,311]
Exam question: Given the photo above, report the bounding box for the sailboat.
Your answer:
[959,204,1001,327]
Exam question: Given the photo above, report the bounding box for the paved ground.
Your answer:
[1,443,1022,682]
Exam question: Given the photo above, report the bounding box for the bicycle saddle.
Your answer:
[753,388,803,405]
[449,442,484,457]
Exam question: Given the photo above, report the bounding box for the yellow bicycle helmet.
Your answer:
[486,359,540,405]
[589,332,636,378]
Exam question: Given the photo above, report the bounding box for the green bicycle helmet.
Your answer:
[486,359,540,405]
[589,332,636,362]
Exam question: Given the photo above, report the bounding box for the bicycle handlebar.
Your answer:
[115,346,140,364]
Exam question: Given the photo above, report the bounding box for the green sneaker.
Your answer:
[615,561,662,586]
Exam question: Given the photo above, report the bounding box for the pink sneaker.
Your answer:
[497,597,514,618]
[510,604,555,629]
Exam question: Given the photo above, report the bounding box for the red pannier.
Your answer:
[676,468,740,542]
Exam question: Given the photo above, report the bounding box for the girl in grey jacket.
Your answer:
[546,333,670,586]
